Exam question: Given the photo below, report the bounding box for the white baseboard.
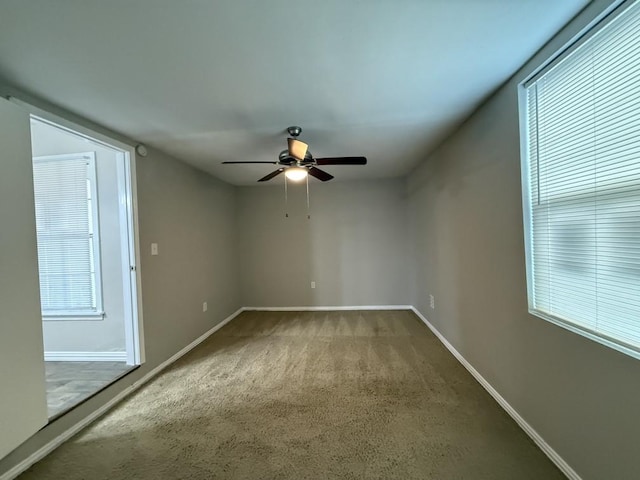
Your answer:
[0,307,243,480]
[3,305,580,480]
[243,305,413,311]
[410,307,582,480]
[44,351,127,362]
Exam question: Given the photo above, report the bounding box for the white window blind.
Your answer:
[32,152,102,317]
[523,1,640,356]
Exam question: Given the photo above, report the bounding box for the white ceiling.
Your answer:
[0,0,588,185]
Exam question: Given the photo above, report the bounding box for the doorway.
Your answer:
[29,116,143,419]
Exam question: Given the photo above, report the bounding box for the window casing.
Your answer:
[32,152,104,320]
[521,0,640,359]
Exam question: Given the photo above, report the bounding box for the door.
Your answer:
[0,98,48,459]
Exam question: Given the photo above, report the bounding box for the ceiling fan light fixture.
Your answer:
[285,167,308,182]
[222,125,367,182]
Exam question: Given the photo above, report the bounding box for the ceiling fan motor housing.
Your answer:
[279,149,313,165]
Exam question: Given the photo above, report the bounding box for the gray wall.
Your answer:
[2,1,637,477]
[135,147,240,365]
[0,98,49,460]
[407,1,640,479]
[239,179,410,307]
[30,120,127,354]
[0,87,241,476]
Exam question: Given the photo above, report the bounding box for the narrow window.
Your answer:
[32,152,103,319]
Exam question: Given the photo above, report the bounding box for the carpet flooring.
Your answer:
[20,310,564,479]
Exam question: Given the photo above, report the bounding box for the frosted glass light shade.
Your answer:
[285,167,308,181]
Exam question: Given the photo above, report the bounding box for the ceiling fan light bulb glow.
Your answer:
[285,167,308,181]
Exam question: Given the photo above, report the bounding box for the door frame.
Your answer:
[12,97,146,365]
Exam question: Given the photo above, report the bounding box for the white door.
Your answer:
[0,98,48,459]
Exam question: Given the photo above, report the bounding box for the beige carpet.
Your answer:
[20,310,564,479]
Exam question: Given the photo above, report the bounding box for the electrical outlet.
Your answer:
[202,302,208,312]
[151,243,158,255]
[429,294,435,309]
[311,281,316,289]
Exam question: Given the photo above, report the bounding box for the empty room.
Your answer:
[0,1,639,479]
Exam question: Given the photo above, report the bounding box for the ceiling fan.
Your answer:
[222,126,367,182]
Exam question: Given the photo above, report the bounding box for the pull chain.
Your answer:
[306,174,310,219]
[284,174,289,218]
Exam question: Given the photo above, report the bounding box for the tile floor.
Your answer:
[45,361,134,420]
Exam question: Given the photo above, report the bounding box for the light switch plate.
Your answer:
[151,243,158,255]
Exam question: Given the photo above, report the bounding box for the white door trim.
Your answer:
[10,96,145,368]
[117,151,145,365]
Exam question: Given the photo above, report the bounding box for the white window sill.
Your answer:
[42,312,105,322]
[529,307,640,361]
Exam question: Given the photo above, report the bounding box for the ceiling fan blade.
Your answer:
[288,138,308,161]
[315,157,367,165]
[308,167,334,182]
[257,168,285,182]
[222,161,277,164]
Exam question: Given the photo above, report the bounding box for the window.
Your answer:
[521,1,640,358]
[32,152,103,319]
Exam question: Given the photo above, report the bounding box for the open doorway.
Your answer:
[29,116,143,420]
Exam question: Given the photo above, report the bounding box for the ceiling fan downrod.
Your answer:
[287,126,302,138]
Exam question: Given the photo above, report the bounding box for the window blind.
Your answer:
[524,1,640,353]
[32,153,100,315]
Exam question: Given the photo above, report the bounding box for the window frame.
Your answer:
[32,151,105,321]
[518,0,640,361]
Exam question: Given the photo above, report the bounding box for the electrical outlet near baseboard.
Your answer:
[311,281,316,289]
[202,302,208,312]
[429,294,435,309]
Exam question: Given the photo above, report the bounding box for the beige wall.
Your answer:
[238,179,410,307]
[135,147,240,367]
[0,98,49,460]
[407,1,640,479]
